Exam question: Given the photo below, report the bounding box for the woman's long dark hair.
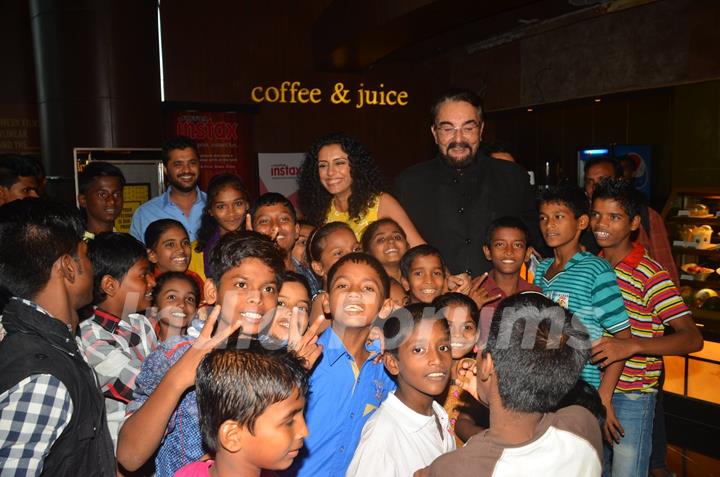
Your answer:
[298,132,385,227]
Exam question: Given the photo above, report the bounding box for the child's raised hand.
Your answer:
[367,322,387,363]
[447,272,472,294]
[455,357,479,401]
[469,273,503,309]
[244,213,253,231]
[288,307,324,370]
[171,305,242,389]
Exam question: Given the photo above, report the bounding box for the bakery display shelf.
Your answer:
[666,217,720,225]
[672,247,720,257]
[680,278,720,288]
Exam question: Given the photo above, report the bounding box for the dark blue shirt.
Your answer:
[285,327,396,477]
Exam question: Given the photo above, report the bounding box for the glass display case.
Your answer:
[661,188,720,405]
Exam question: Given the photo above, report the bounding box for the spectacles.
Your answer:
[434,122,480,138]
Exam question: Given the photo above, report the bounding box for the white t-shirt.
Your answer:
[426,405,603,477]
[346,391,456,477]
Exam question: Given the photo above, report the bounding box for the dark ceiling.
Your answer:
[311,0,609,71]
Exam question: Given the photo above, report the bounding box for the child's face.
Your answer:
[403,254,445,304]
[317,143,352,198]
[155,277,198,331]
[269,281,311,342]
[483,227,529,275]
[444,304,478,360]
[0,176,40,204]
[253,204,299,253]
[538,202,587,249]
[79,176,123,225]
[590,198,639,250]
[148,226,191,273]
[389,280,409,308]
[366,222,409,266]
[291,224,315,266]
[388,319,452,399]
[210,257,278,335]
[116,257,156,312]
[327,260,386,329]
[239,388,307,471]
[311,228,360,278]
[209,185,248,235]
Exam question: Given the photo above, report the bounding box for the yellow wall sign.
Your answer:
[251,81,408,109]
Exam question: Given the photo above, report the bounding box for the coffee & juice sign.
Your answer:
[250,81,409,109]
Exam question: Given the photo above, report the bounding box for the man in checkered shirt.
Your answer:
[0,199,115,476]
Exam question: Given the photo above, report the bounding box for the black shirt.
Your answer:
[394,154,539,276]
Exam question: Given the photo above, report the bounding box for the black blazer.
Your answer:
[394,155,540,276]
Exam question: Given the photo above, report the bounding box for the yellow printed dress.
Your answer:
[324,193,381,241]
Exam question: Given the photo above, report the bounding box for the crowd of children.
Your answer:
[0,151,703,477]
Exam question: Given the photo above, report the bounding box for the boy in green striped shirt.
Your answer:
[534,186,631,448]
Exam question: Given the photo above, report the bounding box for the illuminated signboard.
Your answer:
[251,81,408,109]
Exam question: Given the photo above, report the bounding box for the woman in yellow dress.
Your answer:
[298,132,424,246]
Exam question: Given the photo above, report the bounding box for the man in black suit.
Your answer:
[394,89,539,276]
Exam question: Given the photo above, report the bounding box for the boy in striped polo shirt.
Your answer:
[534,186,631,448]
[590,179,703,476]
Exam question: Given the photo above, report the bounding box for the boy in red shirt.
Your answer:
[590,179,703,476]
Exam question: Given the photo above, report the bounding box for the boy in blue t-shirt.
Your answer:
[533,186,631,444]
[285,252,396,477]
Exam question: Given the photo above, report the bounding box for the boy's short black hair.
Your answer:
[360,217,406,252]
[152,271,200,306]
[485,292,590,413]
[539,186,589,219]
[484,216,529,248]
[144,219,187,250]
[297,218,315,229]
[0,198,84,299]
[197,348,309,452]
[433,292,479,326]
[208,230,285,286]
[382,302,449,356]
[161,136,198,166]
[399,244,446,280]
[282,271,311,299]
[554,379,606,420]
[78,161,126,195]
[326,252,390,300]
[0,154,42,188]
[307,221,354,263]
[583,157,622,178]
[251,192,297,224]
[88,232,149,304]
[591,178,644,220]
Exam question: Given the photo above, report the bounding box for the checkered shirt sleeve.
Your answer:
[0,374,73,476]
[78,315,156,403]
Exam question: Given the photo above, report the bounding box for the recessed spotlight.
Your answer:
[527,107,533,112]
[594,98,602,102]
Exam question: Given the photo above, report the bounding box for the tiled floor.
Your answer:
[667,445,720,477]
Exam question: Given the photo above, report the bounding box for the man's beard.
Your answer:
[439,141,477,169]
[168,175,198,193]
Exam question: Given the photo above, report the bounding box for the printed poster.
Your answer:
[257,153,305,211]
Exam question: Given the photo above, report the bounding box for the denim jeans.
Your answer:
[603,391,656,476]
